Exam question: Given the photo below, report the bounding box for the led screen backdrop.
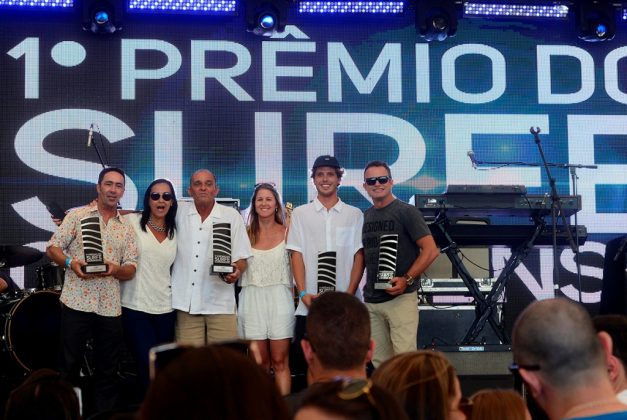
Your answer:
[1,9,626,313]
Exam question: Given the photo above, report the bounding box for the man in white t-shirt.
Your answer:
[286,155,365,377]
[170,169,252,345]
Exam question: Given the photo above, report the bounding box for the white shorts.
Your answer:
[237,284,295,340]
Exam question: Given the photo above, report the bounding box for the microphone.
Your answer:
[467,150,477,169]
[87,124,94,147]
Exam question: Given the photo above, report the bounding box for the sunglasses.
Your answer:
[508,363,541,373]
[459,397,474,417]
[337,379,376,407]
[364,176,390,186]
[150,192,173,202]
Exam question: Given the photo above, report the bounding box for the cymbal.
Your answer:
[0,245,44,268]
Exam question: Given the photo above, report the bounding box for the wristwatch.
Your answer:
[404,273,415,286]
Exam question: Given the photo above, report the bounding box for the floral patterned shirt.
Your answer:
[48,204,139,316]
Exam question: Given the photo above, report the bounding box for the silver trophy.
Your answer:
[212,222,234,274]
[375,234,398,289]
[80,216,108,274]
[317,251,337,294]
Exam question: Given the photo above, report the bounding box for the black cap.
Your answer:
[312,155,341,170]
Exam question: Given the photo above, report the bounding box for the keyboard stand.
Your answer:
[432,211,545,345]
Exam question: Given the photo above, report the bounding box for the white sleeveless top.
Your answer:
[240,240,291,288]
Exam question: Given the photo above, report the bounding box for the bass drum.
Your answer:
[1,290,61,373]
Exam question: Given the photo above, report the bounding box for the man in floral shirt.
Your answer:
[47,167,138,412]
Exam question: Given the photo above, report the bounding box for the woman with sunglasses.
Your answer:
[120,178,178,400]
[237,183,294,395]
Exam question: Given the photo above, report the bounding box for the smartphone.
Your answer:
[45,201,67,221]
[148,340,260,380]
[148,342,189,381]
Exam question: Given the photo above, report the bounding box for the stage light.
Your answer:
[0,0,73,9]
[576,1,616,42]
[127,0,237,15]
[245,0,289,36]
[463,3,569,19]
[416,0,459,42]
[298,0,404,14]
[82,0,122,34]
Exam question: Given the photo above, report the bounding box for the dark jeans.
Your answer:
[122,307,176,399]
[290,315,308,382]
[60,305,123,413]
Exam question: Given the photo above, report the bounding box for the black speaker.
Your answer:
[600,235,627,315]
[418,305,502,348]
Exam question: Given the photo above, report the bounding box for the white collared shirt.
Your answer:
[171,201,252,315]
[286,197,364,316]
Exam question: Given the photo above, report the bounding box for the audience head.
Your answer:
[295,378,409,420]
[469,389,530,420]
[371,350,467,420]
[512,298,607,394]
[593,314,627,393]
[139,345,289,420]
[4,368,81,420]
[304,292,373,374]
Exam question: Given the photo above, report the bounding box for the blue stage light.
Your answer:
[577,1,615,42]
[245,0,288,36]
[127,0,237,14]
[0,0,73,8]
[83,0,121,34]
[464,3,569,19]
[94,9,110,24]
[298,1,404,14]
[259,12,275,28]
[417,0,459,42]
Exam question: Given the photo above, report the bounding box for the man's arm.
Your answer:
[291,250,315,307]
[46,245,89,279]
[223,258,247,284]
[386,235,439,296]
[346,249,365,295]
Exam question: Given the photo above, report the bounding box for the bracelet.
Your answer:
[65,256,72,268]
[299,290,307,300]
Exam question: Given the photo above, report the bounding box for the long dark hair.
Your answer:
[247,183,284,246]
[140,178,177,240]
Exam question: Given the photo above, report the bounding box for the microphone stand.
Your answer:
[530,127,585,303]
[472,133,597,303]
[91,125,107,169]
[88,125,120,209]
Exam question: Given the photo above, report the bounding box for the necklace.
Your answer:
[147,218,166,233]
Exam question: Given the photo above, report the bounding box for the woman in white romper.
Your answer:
[238,183,294,395]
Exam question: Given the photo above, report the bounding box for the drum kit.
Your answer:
[1,245,64,375]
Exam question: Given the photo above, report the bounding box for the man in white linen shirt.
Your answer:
[286,155,365,378]
[171,169,252,345]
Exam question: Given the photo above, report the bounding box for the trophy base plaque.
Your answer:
[212,265,234,275]
[82,264,108,274]
[375,271,394,289]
